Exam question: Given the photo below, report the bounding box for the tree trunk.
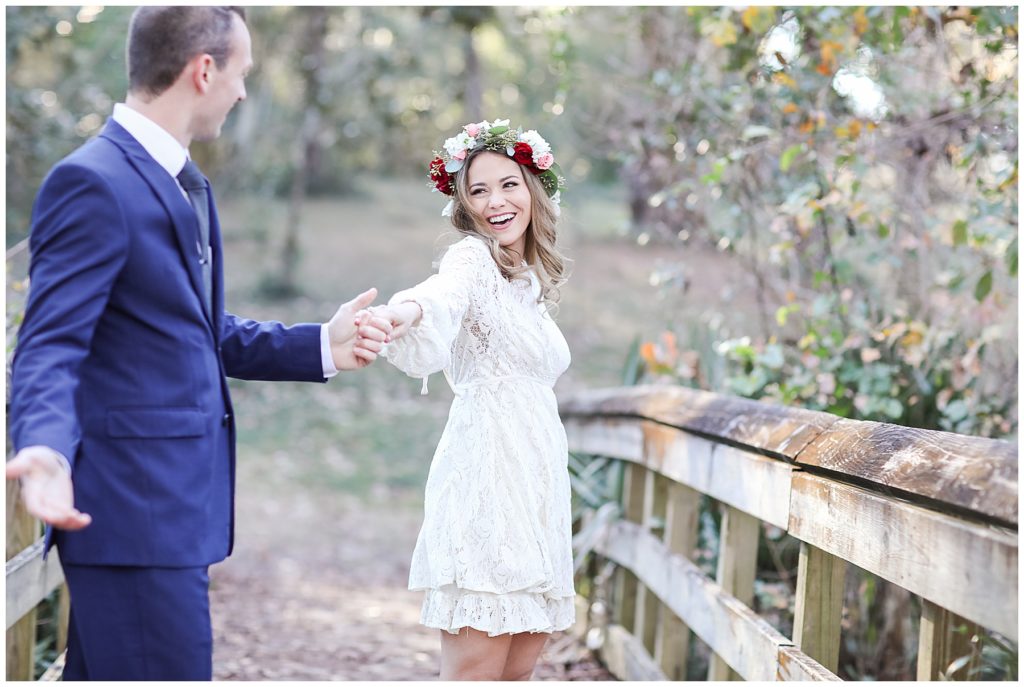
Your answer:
[463,29,483,122]
[279,6,328,296]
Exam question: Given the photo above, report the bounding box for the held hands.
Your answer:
[6,447,91,530]
[359,301,422,343]
[326,288,394,370]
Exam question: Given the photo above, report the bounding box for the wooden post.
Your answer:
[654,481,700,680]
[707,504,760,680]
[633,470,667,654]
[792,540,847,674]
[56,582,71,655]
[917,600,981,680]
[6,480,40,681]
[613,461,646,633]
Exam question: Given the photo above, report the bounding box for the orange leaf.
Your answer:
[640,342,657,365]
[853,7,869,35]
[816,61,833,76]
[782,103,799,114]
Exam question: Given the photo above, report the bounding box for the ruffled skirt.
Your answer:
[409,382,576,636]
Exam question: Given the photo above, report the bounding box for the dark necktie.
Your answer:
[176,159,213,316]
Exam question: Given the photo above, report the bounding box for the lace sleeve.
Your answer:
[381,237,490,384]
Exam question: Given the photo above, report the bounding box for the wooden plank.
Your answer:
[792,541,847,673]
[633,470,666,654]
[917,600,981,680]
[599,623,669,681]
[566,418,793,528]
[561,386,1016,525]
[56,582,71,654]
[708,505,761,680]
[39,650,66,682]
[560,384,840,460]
[564,417,643,462]
[559,385,838,459]
[598,519,838,682]
[777,645,843,681]
[789,473,1017,639]
[796,418,1017,525]
[654,481,699,680]
[7,480,39,681]
[6,540,65,631]
[614,462,646,633]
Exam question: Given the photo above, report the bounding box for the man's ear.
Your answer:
[189,54,215,94]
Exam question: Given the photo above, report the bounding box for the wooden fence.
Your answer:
[6,238,69,681]
[562,384,1017,681]
[6,483,68,681]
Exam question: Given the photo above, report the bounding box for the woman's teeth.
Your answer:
[489,213,515,227]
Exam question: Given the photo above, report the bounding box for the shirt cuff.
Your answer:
[18,445,72,474]
[321,323,338,379]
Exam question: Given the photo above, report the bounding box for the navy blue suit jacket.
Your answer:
[10,119,326,567]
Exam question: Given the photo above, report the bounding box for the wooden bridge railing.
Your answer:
[5,483,69,681]
[561,385,1017,681]
[6,239,69,681]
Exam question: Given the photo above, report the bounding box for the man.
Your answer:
[5,7,391,680]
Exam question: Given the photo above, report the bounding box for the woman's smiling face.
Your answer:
[466,151,533,256]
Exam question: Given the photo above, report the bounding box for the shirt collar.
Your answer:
[112,103,189,179]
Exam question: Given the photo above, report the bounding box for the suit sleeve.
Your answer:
[9,163,129,467]
[220,315,326,382]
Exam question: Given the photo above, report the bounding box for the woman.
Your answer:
[363,119,573,680]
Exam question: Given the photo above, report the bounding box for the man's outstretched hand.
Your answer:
[326,288,394,370]
[6,447,91,530]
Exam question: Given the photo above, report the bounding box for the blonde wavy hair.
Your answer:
[447,148,570,309]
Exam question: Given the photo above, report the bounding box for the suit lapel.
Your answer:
[100,120,214,332]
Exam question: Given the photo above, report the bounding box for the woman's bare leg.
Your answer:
[500,632,550,681]
[439,628,512,680]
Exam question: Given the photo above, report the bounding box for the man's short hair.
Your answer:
[127,6,246,98]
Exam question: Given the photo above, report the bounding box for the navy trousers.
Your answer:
[61,564,213,681]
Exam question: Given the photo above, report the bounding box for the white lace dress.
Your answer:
[381,235,575,636]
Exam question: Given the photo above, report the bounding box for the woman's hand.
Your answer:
[362,302,423,343]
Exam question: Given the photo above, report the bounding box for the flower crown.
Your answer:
[428,118,565,217]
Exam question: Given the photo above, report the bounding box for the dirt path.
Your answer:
[209,485,611,680]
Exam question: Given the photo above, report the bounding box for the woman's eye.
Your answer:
[471,188,485,196]
[504,182,518,189]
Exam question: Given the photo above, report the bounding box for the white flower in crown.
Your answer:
[444,131,474,160]
[519,129,551,158]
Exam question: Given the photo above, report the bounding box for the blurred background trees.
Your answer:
[6,6,1017,679]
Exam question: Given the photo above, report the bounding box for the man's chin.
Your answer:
[192,122,224,143]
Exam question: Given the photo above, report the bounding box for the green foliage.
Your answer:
[621,6,1016,442]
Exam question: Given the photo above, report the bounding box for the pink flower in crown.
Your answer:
[453,149,467,160]
[464,122,482,137]
[535,152,554,170]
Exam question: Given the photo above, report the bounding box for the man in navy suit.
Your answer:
[6,7,392,680]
